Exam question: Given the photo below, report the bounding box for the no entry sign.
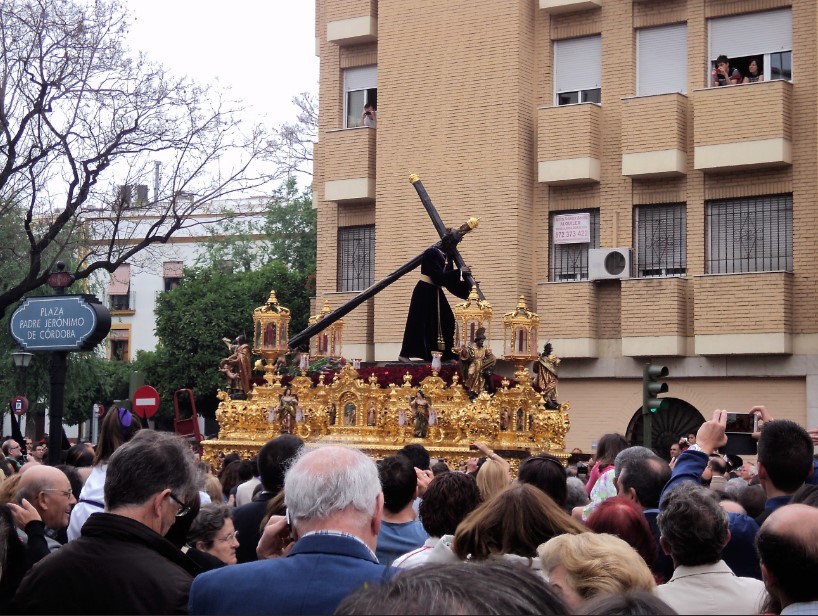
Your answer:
[132,385,160,419]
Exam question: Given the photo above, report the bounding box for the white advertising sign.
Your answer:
[553,213,591,245]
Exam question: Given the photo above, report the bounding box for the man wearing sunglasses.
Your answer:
[12,430,200,614]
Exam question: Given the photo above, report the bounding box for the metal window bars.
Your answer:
[337,225,375,292]
[706,194,792,274]
[549,209,600,281]
[635,204,687,278]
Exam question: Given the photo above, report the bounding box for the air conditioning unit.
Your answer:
[589,248,632,280]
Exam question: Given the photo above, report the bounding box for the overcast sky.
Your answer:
[126,1,319,185]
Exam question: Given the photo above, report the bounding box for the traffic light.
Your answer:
[643,363,669,414]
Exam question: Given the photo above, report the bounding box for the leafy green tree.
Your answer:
[194,179,316,278]
[0,328,131,431]
[261,180,316,275]
[140,262,311,421]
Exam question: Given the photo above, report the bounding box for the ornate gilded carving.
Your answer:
[203,362,571,470]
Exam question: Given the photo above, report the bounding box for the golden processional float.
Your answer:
[201,176,571,471]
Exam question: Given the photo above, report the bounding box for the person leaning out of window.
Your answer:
[712,54,742,86]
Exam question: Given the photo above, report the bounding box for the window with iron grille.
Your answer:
[549,210,600,281]
[634,204,687,277]
[337,225,375,292]
[706,194,792,274]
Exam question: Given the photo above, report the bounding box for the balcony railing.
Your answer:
[621,93,687,178]
[539,0,601,15]
[322,128,376,203]
[693,80,792,172]
[693,272,792,355]
[538,104,601,185]
[326,0,377,45]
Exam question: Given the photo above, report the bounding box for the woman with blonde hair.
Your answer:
[538,532,656,611]
[472,441,511,502]
[203,475,223,505]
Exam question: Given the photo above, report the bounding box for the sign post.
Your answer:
[9,263,111,465]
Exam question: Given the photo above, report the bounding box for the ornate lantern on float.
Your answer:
[308,301,343,359]
[502,296,540,378]
[452,286,493,354]
[252,290,291,376]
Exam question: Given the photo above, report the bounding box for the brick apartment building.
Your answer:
[311,0,816,453]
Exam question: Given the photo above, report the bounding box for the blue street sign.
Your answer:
[9,295,111,352]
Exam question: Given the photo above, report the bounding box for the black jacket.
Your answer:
[233,491,278,564]
[12,512,198,614]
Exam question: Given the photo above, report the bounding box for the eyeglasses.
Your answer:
[216,530,239,543]
[168,493,191,517]
[41,488,73,498]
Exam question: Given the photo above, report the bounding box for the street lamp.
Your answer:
[11,351,34,370]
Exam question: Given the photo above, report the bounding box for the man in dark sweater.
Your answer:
[12,431,200,614]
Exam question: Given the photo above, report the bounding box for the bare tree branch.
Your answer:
[270,91,317,178]
[0,0,287,317]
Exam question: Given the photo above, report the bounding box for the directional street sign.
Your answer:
[9,295,111,352]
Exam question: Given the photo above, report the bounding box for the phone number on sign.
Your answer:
[554,230,589,240]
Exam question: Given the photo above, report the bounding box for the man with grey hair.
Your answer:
[737,462,757,483]
[189,445,394,615]
[656,482,766,615]
[12,430,200,614]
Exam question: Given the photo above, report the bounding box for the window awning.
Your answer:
[109,328,129,341]
[108,264,130,295]
[163,261,184,278]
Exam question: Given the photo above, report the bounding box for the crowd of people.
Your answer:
[0,403,817,615]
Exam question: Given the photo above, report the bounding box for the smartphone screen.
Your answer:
[725,412,757,433]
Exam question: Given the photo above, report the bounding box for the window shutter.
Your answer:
[344,66,378,92]
[108,264,130,295]
[709,9,791,60]
[637,24,687,96]
[554,36,602,94]
[163,261,184,279]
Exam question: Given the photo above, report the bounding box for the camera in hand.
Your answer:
[723,412,759,456]
[725,412,758,434]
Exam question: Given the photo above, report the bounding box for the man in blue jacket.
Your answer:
[189,445,394,615]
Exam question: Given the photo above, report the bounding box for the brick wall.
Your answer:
[537,282,598,338]
[314,0,818,353]
[539,104,601,161]
[694,273,792,334]
[324,0,376,23]
[622,277,689,337]
[322,128,376,181]
[693,80,791,146]
[621,93,687,155]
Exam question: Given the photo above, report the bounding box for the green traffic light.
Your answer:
[642,363,669,414]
